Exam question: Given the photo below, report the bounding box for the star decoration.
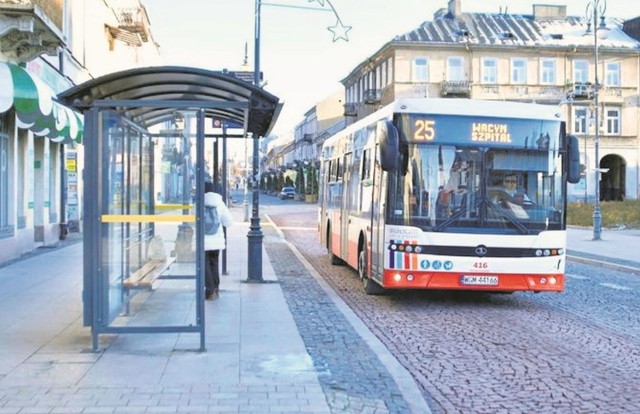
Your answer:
[308,0,326,6]
[328,19,351,42]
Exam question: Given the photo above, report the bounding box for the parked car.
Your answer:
[279,186,296,200]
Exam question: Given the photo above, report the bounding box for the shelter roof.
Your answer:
[58,66,282,137]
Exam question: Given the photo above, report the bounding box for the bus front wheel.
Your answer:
[359,249,385,295]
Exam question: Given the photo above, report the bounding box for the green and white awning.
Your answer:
[0,62,83,144]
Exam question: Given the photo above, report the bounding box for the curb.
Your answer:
[567,253,640,275]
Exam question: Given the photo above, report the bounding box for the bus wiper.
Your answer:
[434,206,469,232]
[485,200,530,235]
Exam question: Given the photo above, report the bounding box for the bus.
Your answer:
[318,98,580,295]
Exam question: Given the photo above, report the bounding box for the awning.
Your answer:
[0,62,83,144]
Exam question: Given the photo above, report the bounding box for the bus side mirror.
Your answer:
[567,134,581,184]
[377,120,399,172]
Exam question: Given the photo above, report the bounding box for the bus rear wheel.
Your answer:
[359,249,385,295]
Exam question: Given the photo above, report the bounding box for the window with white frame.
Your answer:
[605,107,620,135]
[376,65,381,89]
[540,58,556,84]
[573,107,588,134]
[412,57,429,82]
[387,57,393,84]
[605,62,620,87]
[573,60,589,83]
[447,56,464,81]
[482,58,497,84]
[511,58,527,84]
[381,60,387,87]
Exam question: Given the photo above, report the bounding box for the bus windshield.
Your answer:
[388,130,565,235]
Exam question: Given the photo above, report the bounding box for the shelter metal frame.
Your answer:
[59,67,281,352]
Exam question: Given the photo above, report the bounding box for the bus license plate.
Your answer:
[461,275,499,286]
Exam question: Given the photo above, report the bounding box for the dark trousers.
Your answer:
[205,250,220,295]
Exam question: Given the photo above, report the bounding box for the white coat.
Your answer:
[204,191,233,251]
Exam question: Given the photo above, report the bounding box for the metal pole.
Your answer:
[247,0,264,282]
[196,109,206,352]
[591,0,604,241]
[243,136,249,222]
[254,0,261,88]
[247,133,264,281]
[222,122,228,275]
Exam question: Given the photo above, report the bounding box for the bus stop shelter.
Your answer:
[58,66,281,351]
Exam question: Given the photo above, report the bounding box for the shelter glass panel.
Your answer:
[98,110,199,328]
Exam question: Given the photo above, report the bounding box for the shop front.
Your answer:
[0,61,83,262]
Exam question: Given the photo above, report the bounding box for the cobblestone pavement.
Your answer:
[268,207,640,414]
[262,226,410,414]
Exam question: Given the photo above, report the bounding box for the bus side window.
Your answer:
[362,149,371,180]
[360,149,373,213]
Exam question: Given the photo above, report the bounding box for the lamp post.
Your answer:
[244,0,264,282]
[585,0,608,241]
[249,0,350,281]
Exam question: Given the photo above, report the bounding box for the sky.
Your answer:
[142,0,630,138]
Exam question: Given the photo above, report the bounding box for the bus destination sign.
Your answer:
[405,114,559,150]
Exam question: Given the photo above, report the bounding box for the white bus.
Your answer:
[318,98,580,295]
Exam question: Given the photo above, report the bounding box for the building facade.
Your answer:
[341,0,640,202]
[263,89,344,199]
[0,0,161,263]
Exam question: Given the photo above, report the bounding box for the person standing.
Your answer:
[204,182,233,300]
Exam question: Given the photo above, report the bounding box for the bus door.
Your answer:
[370,157,386,281]
[341,153,353,261]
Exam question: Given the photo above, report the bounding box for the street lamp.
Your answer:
[249,0,351,282]
[585,0,609,241]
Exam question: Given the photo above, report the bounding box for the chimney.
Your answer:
[448,0,461,17]
[532,4,567,21]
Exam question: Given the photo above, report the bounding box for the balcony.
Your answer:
[0,1,65,62]
[114,6,150,42]
[440,80,472,97]
[302,133,314,143]
[566,82,593,101]
[363,89,381,104]
[343,103,357,117]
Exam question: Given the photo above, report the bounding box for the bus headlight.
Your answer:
[549,276,557,285]
[407,274,415,281]
[393,273,402,282]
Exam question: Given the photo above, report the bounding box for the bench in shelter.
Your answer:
[123,257,176,290]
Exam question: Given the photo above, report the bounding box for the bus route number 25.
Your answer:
[414,119,436,141]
